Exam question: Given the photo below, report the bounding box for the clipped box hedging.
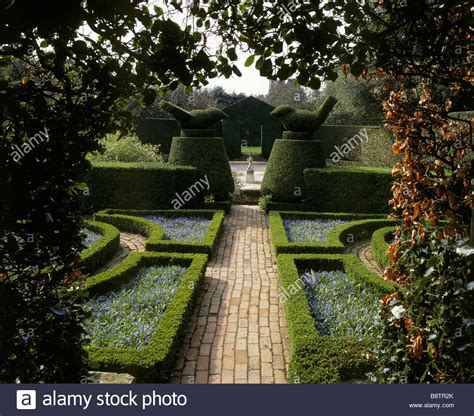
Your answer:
[80,220,120,275]
[269,211,397,255]
[85,252,208,382]
[86,162,199,211]
[202,200,232,214]
[277,253,396,383]
[96,209,225,254]
[371,226,396,270]
[304,167,393,213]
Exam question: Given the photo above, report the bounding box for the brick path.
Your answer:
[95,232,146,273]
[344,240,384,276]
[171,205,291,384]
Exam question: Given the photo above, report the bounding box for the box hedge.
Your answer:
[269,211,397,255]
[277,253,396,383]
[261,139,326,203]
[86,162,199,211]
[96,209,225,254]
[80,220,121,275]
[84,252,208,382]
[304,167,393,213]
[371,226,396,270]
[168,137,234,201]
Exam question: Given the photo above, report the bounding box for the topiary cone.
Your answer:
[168,136,234,201]
[261,139,326,203]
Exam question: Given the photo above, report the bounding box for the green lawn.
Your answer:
[241,146,261,155]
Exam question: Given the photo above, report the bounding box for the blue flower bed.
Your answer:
[284,218,348,243]
[83,265,187,350]
[81,228,102,248]
[143,215,211,242]
[299,269,381,337]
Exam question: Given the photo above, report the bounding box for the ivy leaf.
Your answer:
[232,65,242,77]
[244,54,255,67]
[259,59,273,77]
[273,41,283,54]
[309,77,321,90]
[350,61,364,77]
[277,66,291,80]
[153,5,163,16]
[227,48,238,61]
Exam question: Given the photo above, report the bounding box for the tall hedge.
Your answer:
[351,128,396,167]
[222,119,242,160]
[261,139,326,203]
[315,125,379,159]
[261,122,283,158]
[86,162,199,210]
[168,136,234,201]
[135,118,181,154]
[223,96,280,147]
[304,167,392,213]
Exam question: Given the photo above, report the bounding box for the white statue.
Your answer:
[247,155,254,172]
[246,155,256,184]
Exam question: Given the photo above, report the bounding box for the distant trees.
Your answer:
[142,86,246,118]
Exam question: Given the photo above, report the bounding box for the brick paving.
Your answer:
[344,240,384,276]
[171,205,291,384]
[95,232,146,273]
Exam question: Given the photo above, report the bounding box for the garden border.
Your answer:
[96,209,225,254]
[371,226,396,270]
[269,211,398,254]
[277,253,396,383]
[84,251,208,382]
[80,220,121,275]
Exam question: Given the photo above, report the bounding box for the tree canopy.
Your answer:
[1,0,472,383]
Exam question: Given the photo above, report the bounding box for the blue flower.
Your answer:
[82,265,187,350]
[284,218,348,243]
[299,269,381,337]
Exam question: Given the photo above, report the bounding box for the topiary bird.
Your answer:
[270,95,338,133]
[160,100,229,129]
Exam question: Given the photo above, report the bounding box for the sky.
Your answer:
[207,53,271,96]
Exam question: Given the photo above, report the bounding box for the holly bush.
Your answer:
[374,233,473,383]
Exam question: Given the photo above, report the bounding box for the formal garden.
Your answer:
[1,1,473,387]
